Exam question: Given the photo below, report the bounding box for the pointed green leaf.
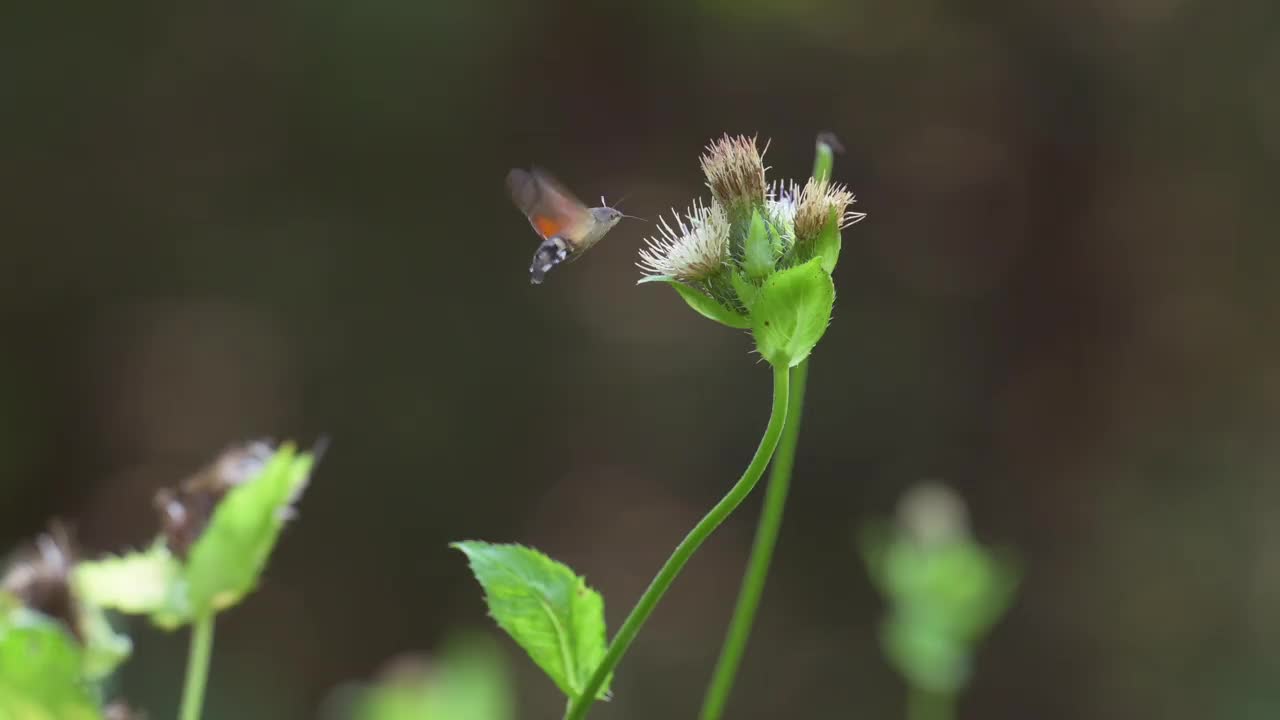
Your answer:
[184,443,316,614]
[0,603,101,720]
[731,271,760,313]
[813,210,842,274]
[743,209,773,280]
[750,257,835,367]
[450,542,610,701]
[663,281,750,329]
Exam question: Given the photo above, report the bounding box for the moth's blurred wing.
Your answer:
[506,167,594,247]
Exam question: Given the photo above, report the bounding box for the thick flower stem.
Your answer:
[563,366,791,720]
[698,359,808,720]
[179,613,215,720]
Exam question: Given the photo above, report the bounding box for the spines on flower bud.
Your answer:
[638,198,731,284]
[699,134,767,222]
[794,177,862,249]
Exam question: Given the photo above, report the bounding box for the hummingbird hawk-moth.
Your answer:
[506,167,624,284]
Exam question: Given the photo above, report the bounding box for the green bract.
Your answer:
[743,210,774,281]
[451,542,611,701]
[665,279,750,329]
[812,211,842,274]
[750,258,835,368]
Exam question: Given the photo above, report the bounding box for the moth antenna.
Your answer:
[601,190,633,209]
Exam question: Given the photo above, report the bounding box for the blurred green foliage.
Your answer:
[336,634,513,720]
[0,602,101,720]
[862,484,1019,697]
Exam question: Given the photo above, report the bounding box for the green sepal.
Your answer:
[813,209,842,274]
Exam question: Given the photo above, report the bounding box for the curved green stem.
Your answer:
[179,613,215,720]
[697,133,835,720]
[563,366,791,720]
[698,359,808,719]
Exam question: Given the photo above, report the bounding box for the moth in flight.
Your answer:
[506,167,625,284]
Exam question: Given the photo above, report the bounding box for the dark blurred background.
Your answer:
[3,0,1279,717]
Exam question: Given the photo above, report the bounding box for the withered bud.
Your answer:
[794,178,861,247]
[699,134,767,214]
[155,440,275,559]
[1,523,81,640]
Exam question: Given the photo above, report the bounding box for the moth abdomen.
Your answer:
[529,236,572,285]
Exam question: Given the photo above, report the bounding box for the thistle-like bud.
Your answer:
[794,177,863,248]
[1,523,79,639]
[699,134,767,219]
[155,440,275,559]
[637,198,731,284]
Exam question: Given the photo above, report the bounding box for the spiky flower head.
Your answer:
[794,177,863,247]
[699,134,767,217]
[638,198,730,283]
[766,179,804,250]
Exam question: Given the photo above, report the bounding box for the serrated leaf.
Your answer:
[450,542,610,701]
[813,210,842,274]
[0,604,101,720]
[664,280,750,329]
[750,257,835,368]
[184,443,315,614]
[743,209,773,280]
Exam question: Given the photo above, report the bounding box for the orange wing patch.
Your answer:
[533,215,563,239]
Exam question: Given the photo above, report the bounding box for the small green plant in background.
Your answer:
[862,482,1020,720]
[0,440,320,720]
[326,632,513,720]
[454,132,864,720]
[0,525,130,720]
